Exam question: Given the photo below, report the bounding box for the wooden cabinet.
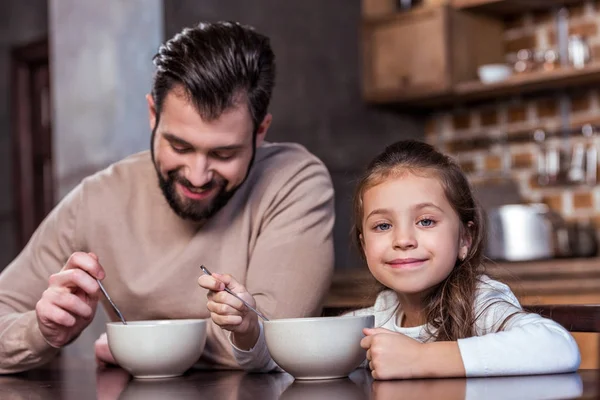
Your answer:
[452,0,584,14]
[360,0,598,108]
[361,6,504,105]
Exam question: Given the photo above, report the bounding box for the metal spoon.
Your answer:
[97,279,127,324]
[200,265,269,321]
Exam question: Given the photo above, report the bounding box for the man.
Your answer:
[0,21,335,373]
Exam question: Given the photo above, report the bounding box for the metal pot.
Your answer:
[485,204,570,261]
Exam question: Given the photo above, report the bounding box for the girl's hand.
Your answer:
[198,273,260,350]
[360,327,466,380]
[361,327,425,380]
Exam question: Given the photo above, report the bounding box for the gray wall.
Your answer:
[164,0,424,269]
[0,0,48,267]
[50,0,164,199]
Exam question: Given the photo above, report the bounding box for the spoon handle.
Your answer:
[97,279,127,324]
[200,265,269,321]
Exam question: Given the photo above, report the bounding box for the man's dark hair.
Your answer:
[151,21,276,133]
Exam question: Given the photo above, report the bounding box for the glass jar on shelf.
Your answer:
[540,49,559,72]
[513,49,536,73]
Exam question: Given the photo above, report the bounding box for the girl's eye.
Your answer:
[375,223,392,231]
[418,219,435,227]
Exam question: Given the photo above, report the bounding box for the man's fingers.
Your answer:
[36,299,77,327]
[45,289,94,319]
[199,273,249,301]
[207,299,244,316]
[212,273,246,294]
[198,275,225,292]
[48,269,100,297]
[210,291,246,312]
[198,272,246,294]
[63,252,105,280]
[210,312,243,328]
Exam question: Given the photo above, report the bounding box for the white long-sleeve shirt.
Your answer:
[232,276,581,377]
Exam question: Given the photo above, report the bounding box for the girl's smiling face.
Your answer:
[360,172,470,299]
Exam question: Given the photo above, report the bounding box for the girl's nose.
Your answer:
[392,227,417,250]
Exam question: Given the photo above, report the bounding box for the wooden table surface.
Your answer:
[0,353,598,399]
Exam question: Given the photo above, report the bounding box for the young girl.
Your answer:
[198,140,580,380]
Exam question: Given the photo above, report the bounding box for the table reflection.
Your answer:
[96,367,250,400]
[279,377,366,400]
[1,358,590,400]
[235,372,294,400]
[370,376,466,400]
[464,373,583,400]
[361,371,583,400]
[0,376,55,400]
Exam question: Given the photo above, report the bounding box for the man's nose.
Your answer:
[186,156,213,187]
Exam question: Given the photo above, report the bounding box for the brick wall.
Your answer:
[426,0,600,231]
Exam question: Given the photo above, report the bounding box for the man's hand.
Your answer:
[95,332,117,367]
[198,272,260,350]
[35,252,104,348]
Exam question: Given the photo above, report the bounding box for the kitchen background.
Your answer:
[427,0,600,230]
[3,0,600,368]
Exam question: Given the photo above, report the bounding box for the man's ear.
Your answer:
[255,113,272,147]
[146,94,157,130]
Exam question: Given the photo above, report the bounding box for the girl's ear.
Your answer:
[459,221,474,260]
[459,244,469,261]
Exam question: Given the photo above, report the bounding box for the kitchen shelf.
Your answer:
[452,0,585,15]
[455,62,600,101]
[367,61,600,108]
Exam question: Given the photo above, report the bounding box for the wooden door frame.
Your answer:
[11,38,52,250]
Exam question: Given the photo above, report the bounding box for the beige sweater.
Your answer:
[0,142,335,373]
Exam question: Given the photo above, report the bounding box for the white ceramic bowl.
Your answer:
[106,319,207,379]
[477,64,512,84]
[263,315,374,380]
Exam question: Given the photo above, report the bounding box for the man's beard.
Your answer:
[150,121,258,222]
[157,171,237,222]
